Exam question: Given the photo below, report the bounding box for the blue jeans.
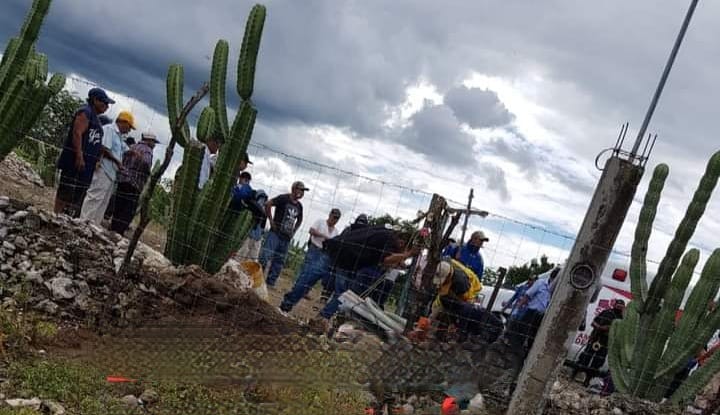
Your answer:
[259,231,290,286]
[280,245,329,312]
[319,268,355,319]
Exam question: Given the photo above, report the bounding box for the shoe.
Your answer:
[277,307,290,318]
[308,316,330,335]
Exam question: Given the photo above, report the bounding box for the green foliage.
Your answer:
[368,214,417,234]
[285,240,307,277]
[0,0,65,163]
[505,255,555,286]
[608,152,720,403]
[15,90,82,186]
[149,178,173,227]
[164,4,266,273]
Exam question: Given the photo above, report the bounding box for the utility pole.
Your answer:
[459,188,474,246]
[507,1,700,413]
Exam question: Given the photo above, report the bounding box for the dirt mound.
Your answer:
[0,194,301,336]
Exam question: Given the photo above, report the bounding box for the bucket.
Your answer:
[240,260,268,300]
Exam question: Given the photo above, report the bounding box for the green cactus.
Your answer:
[165,141,205,264]
[237,5,266,100]
[166,64,190,147]
[163,4,266,272]
[608,151,720,403]
[210,40,230,141]
[196,106,216,143]
[0,0,65,163]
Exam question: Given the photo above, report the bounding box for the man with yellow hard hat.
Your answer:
[81,110,136,225]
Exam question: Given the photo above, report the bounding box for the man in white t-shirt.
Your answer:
[279,208,341,313]
[198,136,222,189]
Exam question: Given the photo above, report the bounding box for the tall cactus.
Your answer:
[163,4,266,272]
[608,151,720,404]
[0,0,65,162]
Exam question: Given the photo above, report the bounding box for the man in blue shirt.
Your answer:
[502,275,537,321]
[504,270,557,354]
[445,231,488,279]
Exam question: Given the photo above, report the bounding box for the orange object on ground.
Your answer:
[441,396,459,415]
[417,316,431,331]
[106,376,137,383]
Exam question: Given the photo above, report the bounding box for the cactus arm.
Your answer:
[166,64,190,147]
[164,141,204,264]
[631,164,669,308]
[608,320,631,393]
[0,78,28,160]
[645,153,720,314]
[35,53,48,82]
[0,0,51,95]
[237,4,266,100]
[670,348,720,405]
[210,40,230,141]
[620,301,639,368]
[206,210,253,273]
[633,249,699,398]
[196,106,216,144]
[0,37,20,70]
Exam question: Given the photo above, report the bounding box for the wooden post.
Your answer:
[506,156,643,414]
[403,193,448,333]
[459,188,474,246]
[486,267,507,312]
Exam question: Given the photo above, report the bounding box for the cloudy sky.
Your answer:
[2,0,719,274]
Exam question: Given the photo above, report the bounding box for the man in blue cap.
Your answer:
[54,87,114,217]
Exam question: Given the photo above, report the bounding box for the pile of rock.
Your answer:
[0,153,44,187]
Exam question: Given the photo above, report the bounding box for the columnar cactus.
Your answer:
[608,151,720,404]
[164,4,265,273]
[0,0,66,161]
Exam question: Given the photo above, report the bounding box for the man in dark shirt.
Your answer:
[321,213,370,301]
[308,225,418,334]
[54,88,114,217]
[260,181,307,287]
[572,299,625,385]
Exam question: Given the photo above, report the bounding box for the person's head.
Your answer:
[614,299,626,313]
[238,171,252,185]
[354,214,369,226]
[469,230,489,248]
[448,238,457,246]
[434,261,453,287]
[141,132,160,149]
[328,208,341,226]
[115,111,136,134]
[237,152,253,172]
[527,274,538,287]
[255,189,268,204]
[290,181,309,200]
[206,136,222,154]
[87,88,114,114]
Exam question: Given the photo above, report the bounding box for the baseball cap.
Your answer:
[330,208,341,218]
[88,87,115,105]
[292,181,310,191]
[472,230,490,241]
[116,111,136,130]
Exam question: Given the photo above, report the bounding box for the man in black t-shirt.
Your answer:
[572,299,625,385]
[308,225,418,334]
[260,181,307,287]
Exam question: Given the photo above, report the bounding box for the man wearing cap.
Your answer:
[260,181,307,287]
[108,132,158,235]
[80,111,135,225]
[445,231,488,280]
[572,299,625,385]
[321,213,370,301]
[279,208,341,313]
[54,87,114,217]
[504,269,556,354]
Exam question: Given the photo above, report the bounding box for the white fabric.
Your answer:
[309,218,339,248]
[99,125,127,181]
[198,148,211,189]
[80,168,115,225]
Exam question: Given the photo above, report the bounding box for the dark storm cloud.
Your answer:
[444,86,513,129]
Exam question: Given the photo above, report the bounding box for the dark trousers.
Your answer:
[110,182,140,235]
[575,343,609,385]
[506,309,545,353]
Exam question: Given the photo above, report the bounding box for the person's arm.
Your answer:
[382,245,420,267]
[308,225,328,239]
[72,112,89,171]
[293,206,303,234]
[264,198,275,231]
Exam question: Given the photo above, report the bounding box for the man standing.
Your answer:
[321,213,369,301]
[501,275,537,321]
[572,299,625,385]
[505,271,555,354]
[279,208,341,313]
[446,231,488,279]
[54,88,114,217]
[235,189,268,262]
[198,136,222,189]
[109,132,157,235]
[80,111,135,224]
[308,225,418,334]
[260,181,307,287]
